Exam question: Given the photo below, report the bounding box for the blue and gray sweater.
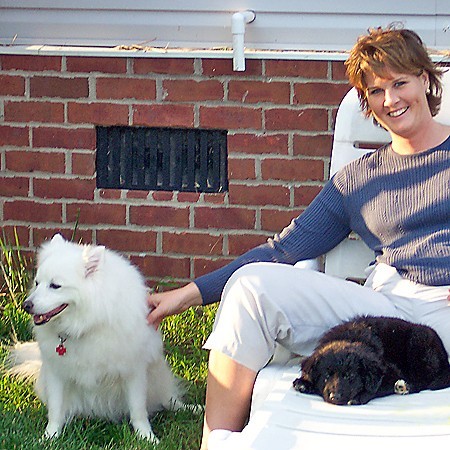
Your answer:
[195,137,450,305]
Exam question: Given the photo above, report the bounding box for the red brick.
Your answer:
[0,125,29,146]
[6,150,65,173]
[71,152,95,176]
[0,75,25,96]
[130,205,189,227]
[203,193,226,204]
[294,82,350,106]
[33,228,93,246]
[265,60,328,78]
[66,57,127,73]
[162,232,223,255]
[228,234,268,256]
[332,61,348,81]
[96,229,157,252]
[194,206,256,230]
[34,178,95,200]
[199,106,261,130]
[131,254,190,279]
[126,190,150,200]
[261,158,324,182]
[5,101,64,123]
[68,102,129,125]
[30,77,89,99]
[133,104,194,128]
[66,203,126,225]
[228,184,290,207]
[228,133,289,155]
[98,189,121,200]
[193,256,233,278]
[294,185,323,206]
[202,59,262,76]
[151,191,174,201]
[293,134,333,158]
[1,55,61,71]
[176,192,201,203]
[4,200,62,222]
[0,176,29,197]
[228,158,256,180]
[265,108,328,131]
[228,80,290,104]
[261,208,301,232]
[33,127,95,149]
[133,58,195,75]
[96,78,156,100]
[163,79,224,102]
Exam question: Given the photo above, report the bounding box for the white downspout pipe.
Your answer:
[232,10,256,71]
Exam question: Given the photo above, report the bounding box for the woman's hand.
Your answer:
[147,282,203,329]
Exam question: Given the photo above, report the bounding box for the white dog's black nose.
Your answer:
[23,299,34,314]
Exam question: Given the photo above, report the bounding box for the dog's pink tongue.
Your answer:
[33,304,68,326]
[33,313,51,325]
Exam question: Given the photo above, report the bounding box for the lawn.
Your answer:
[0,231,216,450]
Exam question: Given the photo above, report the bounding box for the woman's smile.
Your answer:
[388,106,409,118]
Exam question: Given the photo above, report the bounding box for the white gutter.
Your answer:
[0,44,447,64]
[0,44,350,61]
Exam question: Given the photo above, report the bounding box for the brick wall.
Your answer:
[0,53,350,286]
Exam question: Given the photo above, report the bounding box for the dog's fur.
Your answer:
[293,316,450,405]
[8,234,181,442]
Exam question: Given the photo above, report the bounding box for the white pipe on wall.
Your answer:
[231,10,255,71]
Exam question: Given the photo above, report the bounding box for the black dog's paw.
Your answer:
[293,377,314,394]
[394,379,410,395]
[347,394,371,405]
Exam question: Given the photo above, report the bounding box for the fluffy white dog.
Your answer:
[10,234,181,443]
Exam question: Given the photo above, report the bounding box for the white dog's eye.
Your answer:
[49,282,61,290]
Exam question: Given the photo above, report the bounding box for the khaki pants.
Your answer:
[204,262,450,372]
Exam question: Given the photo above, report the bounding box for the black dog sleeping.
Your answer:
[293,316,450,406]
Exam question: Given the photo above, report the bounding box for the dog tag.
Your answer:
[56,336,67,356]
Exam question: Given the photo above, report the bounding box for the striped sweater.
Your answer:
[195,137,450,305]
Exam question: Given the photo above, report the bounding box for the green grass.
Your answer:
[0,231,216,450]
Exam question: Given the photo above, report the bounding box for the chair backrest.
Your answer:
[324,71,450,280]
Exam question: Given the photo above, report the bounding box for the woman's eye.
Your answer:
[49,282,61,289]
[368,88,382,96]
[394,81,406,88]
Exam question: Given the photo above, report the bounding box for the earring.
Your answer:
[426,87,431,95]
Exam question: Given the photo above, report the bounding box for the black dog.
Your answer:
[293,316,450,405]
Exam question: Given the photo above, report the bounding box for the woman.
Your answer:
[148,26,450,449]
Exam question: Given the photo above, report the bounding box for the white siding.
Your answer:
[0,0,449,52]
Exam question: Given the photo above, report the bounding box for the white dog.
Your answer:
[9,234,181,443]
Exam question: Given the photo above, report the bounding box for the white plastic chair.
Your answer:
[208,71,450,450]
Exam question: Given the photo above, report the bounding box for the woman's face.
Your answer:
[364,68,431,138]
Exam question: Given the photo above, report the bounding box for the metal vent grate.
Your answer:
[96,126,228,193]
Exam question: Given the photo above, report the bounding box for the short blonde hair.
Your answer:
[345,25,444,117]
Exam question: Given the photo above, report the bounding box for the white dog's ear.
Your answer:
[51,233,65,244]
[82,245,105,278]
